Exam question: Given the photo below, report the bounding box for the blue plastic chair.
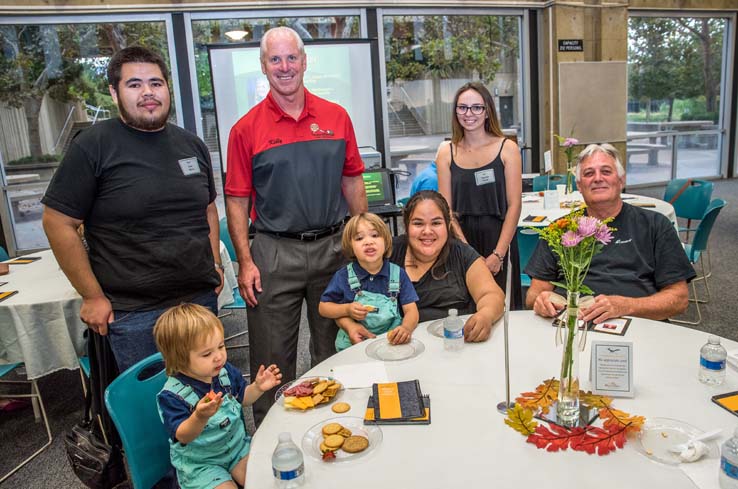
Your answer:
[219,216,237,262]
[0,362,52,484]
[0,246,9,261]
[105,353,170,489]
[532,174,576,192]
[672,199,727,326]
[663,178,713,237]
[517,228,540,288]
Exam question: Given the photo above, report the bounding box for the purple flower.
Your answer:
[561,230,583,247]
[563,138,579,147]
[576,217,598,238]
[595,225,614,245]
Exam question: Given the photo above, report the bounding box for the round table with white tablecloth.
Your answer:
[519,191,678,230]
[246,311,734,489]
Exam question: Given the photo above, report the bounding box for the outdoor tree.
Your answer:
[628,17,724,122]
[0,22,169,160]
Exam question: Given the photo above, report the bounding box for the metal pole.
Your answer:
[496,252,514,414]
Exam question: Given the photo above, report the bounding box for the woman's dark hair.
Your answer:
[402,190,458,280]
[450,81,504,144]
[107,46,169,91]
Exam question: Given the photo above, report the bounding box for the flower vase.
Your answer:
[565,165,574,195]
[556,291,583,426]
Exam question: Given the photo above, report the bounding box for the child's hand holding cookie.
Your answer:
[387,326,412,345]
[255,364,282,392]
[195,391,223,419]
[348,302,369,321]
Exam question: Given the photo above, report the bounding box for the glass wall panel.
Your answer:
[626,16,727,185]
[382,14,522,199]
[190,15,360,218]
[0,20,172,253]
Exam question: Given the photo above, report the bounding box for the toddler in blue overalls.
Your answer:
[154,303,282,489]
[319,212,420,351]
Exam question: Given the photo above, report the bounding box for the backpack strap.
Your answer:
[347,263,362,292]
[388,262,400,298]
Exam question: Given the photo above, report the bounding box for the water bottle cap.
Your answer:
[708,335,721,345]
[448,309,458,316]
[278,432,291,443]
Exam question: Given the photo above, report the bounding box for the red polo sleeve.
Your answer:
[224,121,253,198]
[342,115,364,177]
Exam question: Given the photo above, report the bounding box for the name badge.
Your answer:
[474,169,495,186]
[589,340,634,397]
[178,157,200,176]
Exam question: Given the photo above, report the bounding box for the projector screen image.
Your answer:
[209,40,377,171]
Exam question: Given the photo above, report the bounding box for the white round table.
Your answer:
[246,312,736,488]
[520,191,678,230]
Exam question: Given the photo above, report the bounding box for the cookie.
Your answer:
[331,402,351,413]
[324,434,345,449]
[320,442,338,454]
[322,423,343,436]
[341,435,369,453]
[338,427,352,438]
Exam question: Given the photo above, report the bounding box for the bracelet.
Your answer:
[215,263,224,271]
[492,250,505,263]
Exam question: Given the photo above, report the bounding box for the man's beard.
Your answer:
[118,99,170,131]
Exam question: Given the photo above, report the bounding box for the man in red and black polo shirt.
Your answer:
[225,26,367,425]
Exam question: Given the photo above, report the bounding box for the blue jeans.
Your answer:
[107,291,218,372]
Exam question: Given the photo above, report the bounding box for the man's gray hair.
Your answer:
[574,143,625,181]
[260,26,305,61]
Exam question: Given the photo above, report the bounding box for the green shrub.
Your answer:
[7,154,60,165]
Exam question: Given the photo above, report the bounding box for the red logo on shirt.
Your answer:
[269,138,282,145]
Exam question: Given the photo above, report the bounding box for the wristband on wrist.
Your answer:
[492,250,505,263]
[215,262,224,271]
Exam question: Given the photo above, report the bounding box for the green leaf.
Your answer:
[551,281,568,290]
[579,284,595,295]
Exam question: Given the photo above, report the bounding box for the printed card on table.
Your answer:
[589,340,634,398]
[592,317,631,336]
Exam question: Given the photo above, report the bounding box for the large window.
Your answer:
[626,16,729,186]
[0,16,174,253]
[188,13,361,218]
[381,12,524,199]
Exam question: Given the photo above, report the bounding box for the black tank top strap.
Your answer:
[496,138,507,162]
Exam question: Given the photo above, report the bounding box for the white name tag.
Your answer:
[474,168,495,186]
[589,340,634,397]
[178,157,200,176]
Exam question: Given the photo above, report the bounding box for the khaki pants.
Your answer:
[247,231,344,426]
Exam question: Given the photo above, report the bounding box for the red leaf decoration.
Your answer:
[526,424,586,452]
[570,424,628,455]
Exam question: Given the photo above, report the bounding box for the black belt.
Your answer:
[259,223,342,242]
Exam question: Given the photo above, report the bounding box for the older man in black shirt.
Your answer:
[525,143,695,324]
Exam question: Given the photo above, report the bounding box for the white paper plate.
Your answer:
[301,416,382,463]
[365,337,425,361]
[634,417,718,465]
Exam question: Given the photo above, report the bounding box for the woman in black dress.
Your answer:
[436,82,523,310]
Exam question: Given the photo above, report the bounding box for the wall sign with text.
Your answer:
[558,39,584,52]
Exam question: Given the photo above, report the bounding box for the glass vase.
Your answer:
[556,291,582,426]
[565,166,574,195]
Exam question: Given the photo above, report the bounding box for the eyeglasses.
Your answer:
[455,104,486,115]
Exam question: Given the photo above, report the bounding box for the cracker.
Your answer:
[332,402,351,413]
[320,442,338,454]
[338,427,352,438]
[324,434,345,449]
[341,436,369,453]
[313,381,329,394]
[322,423,343,436]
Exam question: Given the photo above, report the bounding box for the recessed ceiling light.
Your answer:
[225,30,248,42]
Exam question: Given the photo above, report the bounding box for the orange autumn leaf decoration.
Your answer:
[515,378,559,414]
[598,404,645,434]
[504,403,538,435]
[579,391,612,408]
[506,379,645,456]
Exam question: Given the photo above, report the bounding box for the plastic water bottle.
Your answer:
[719,428,738,488]
[443,308,464,351]
[699,335,727,385]
[272,432,305,488]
